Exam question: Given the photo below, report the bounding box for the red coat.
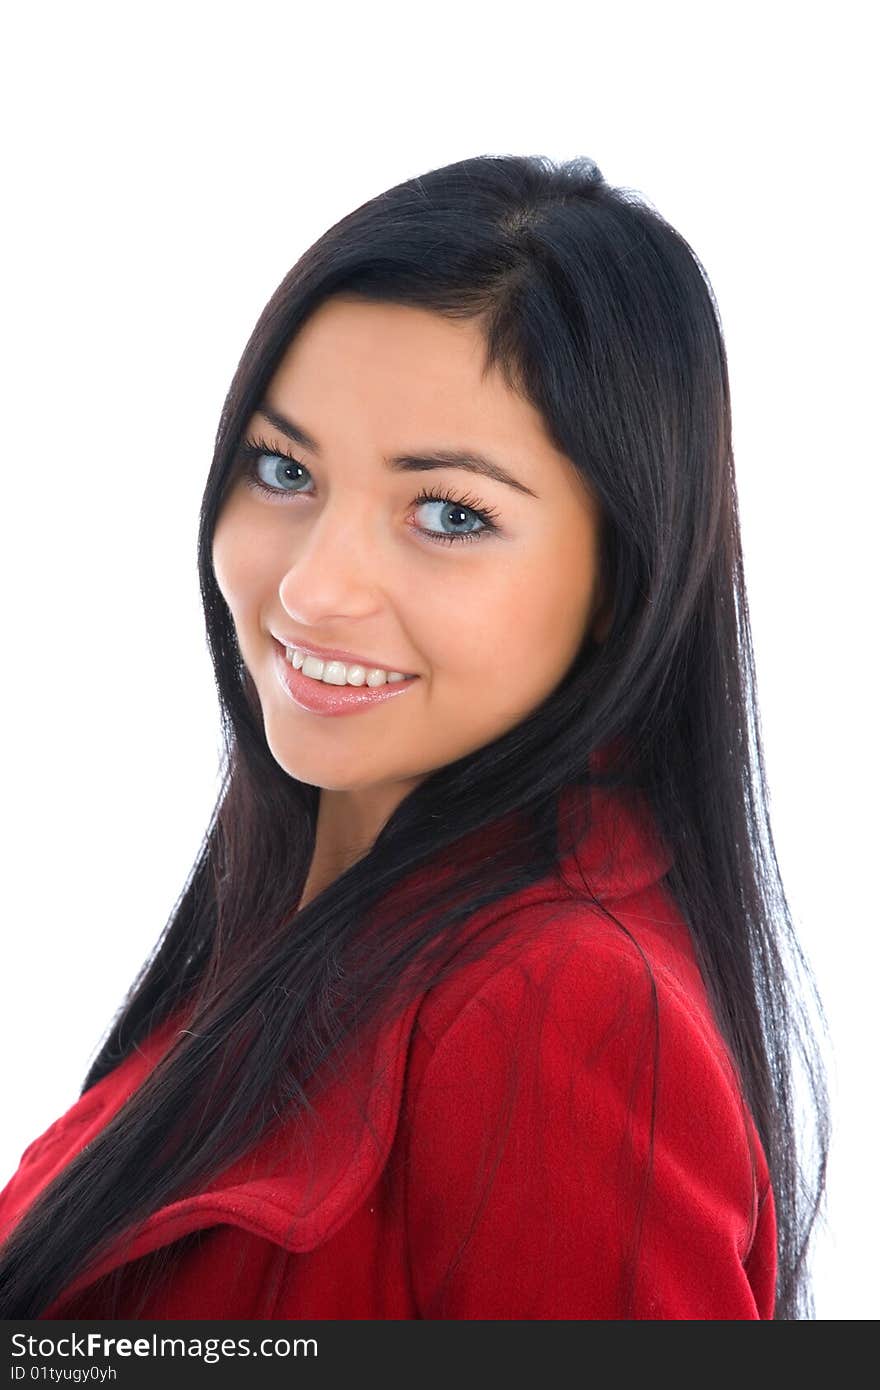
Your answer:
[0,782,777,1319]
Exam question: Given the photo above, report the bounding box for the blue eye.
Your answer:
[238,439,311,495]
[410,489,494,544]
[235,436,500,547]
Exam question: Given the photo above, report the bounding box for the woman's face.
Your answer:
[212,294,607,803]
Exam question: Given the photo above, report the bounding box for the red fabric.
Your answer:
[0,779,777,1319]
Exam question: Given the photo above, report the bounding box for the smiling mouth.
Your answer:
[272,640,420,717]
[274,637,417,686]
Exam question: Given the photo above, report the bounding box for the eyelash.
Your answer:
[235,434,501,546]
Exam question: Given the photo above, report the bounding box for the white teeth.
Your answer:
[286,647,412,687]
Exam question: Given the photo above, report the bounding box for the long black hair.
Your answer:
[0,152,828,1318]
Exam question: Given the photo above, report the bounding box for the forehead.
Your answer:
[263,294,560,469]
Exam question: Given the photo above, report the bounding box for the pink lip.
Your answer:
[272,641,420,718]
[269,631,416,677]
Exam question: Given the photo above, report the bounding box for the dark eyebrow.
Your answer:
[255,402,539,499]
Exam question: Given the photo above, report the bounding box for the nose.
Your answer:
[276,495,388,624]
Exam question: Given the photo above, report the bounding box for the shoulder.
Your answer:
[411,885,734,1088]
[399,892,773,1318]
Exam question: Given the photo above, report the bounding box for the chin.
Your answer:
[263,741,371,793]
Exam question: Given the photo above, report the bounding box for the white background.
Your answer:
[1,1,875,1319]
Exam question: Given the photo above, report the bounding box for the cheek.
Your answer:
[211,499,267,611]
[452,544,593,668]
[430,534,597,718]
[518,542,596,654]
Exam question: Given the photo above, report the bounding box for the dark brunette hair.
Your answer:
[0,153,828,1318]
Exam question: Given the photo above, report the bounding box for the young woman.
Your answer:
[0,153,828,1320]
